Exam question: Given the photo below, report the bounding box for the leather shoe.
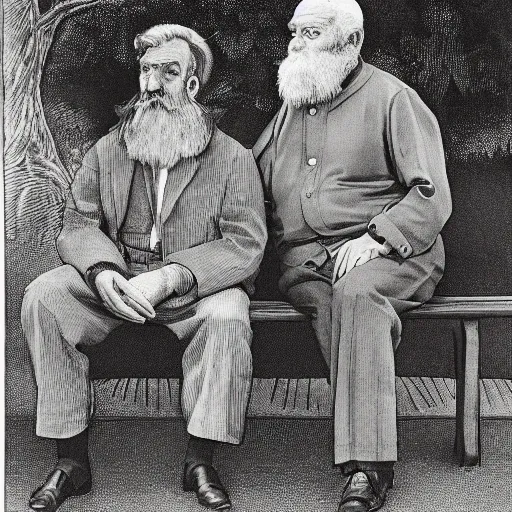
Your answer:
[29,459,91,512]
[337,471,392,512]
[183,463,231,510]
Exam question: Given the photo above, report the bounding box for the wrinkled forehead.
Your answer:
[289,0,338,29]
[139,39,193,68]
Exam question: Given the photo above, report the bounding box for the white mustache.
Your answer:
[134,95,173,112]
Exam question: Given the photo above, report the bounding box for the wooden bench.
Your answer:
[249,296,512,467]
[84,295,512,468]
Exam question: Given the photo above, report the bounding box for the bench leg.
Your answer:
[453,318,480,467]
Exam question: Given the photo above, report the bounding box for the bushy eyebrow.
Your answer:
[140,60,181,68]
[288,16,334,31]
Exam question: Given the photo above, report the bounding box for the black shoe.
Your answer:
[29,459,91,512]
[183,463,231,510]
[337,471,392,512]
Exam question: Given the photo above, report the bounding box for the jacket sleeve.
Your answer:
[56,145,129,274]
[368,87,452,258]
[165,148,268,298]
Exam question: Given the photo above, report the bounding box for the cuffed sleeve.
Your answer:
[165,263,196,296]
[369,87,452,257]
[84,261,131,296]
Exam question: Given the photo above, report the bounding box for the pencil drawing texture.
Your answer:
[254,0,452,509]
[3,0,512,511]
[20,20,269,511]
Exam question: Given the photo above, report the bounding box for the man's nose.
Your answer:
[290,36,306,52]
[146,73,161,93]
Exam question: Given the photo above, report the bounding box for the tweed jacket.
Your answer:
[57,126,268,299]
[253,60,452,263]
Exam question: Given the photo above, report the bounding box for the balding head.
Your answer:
[289,0,364,47]
[278,0,364,107]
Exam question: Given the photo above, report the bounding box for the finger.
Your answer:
[115,277,155,317]
[336,244,352,280]
[378,241,392,255]
[100,280,146,323]
[333,243,350,283]
[109,292,147,323]
[118,285,156,319]
[122,294,155,319]
[354,249,373,268]
[109,307,146,323]
[346,245,364,275]
[99,291,145,323]
[102,301,140,322]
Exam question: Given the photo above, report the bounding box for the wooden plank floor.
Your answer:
[91,377,512,419]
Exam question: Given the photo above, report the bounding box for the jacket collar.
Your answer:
[108,129,206,231]
[328,58,374,112]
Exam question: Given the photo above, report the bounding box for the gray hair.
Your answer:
[134,24,213,85]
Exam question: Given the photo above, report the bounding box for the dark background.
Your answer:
[39,0,512,296]
[6,0,511,406]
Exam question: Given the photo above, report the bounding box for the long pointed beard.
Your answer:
[278,45,359,108]
[120,91,213,169]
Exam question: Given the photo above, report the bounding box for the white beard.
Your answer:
[121,90,213,170]
[278,44,359,108]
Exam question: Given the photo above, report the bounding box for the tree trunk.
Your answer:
[4,0,98,243]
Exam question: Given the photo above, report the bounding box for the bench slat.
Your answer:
[249,297,512,322]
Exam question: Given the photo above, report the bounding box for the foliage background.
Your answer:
[39,0,512,164]
[35,0,512,293]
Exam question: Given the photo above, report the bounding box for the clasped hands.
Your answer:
[332,233,392,284]
[95,267,177,323]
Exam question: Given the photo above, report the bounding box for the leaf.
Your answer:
[216,29,256,62]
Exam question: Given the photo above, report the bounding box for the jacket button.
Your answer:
[308,158,317,166]
[400,245,409,254]
[309,107,317,116]
[306,192,312,198]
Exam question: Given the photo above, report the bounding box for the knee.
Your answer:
[335,269,375,299]
[200,288,252,340]
[22,266,78,317]
[202,288,250,323]
[333,269,389,311]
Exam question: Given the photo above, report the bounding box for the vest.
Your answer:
[119,164,158,264]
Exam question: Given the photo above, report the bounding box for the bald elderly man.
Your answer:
[254,1,452,511]
[22,24,266,511]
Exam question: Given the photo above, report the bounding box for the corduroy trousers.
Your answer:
[21,264,253,445]
[279,237,445,467]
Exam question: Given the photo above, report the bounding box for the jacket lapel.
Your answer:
[160,156,200,226]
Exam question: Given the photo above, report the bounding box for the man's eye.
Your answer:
[303,28,321,38]
[141,65,150,73]
[163,66,180,76]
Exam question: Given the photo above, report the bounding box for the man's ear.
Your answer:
[187,75,200,99]
[348,30,363,48]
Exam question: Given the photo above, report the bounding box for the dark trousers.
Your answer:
[278,237,445,469]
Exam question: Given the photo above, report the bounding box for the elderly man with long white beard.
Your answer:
[22,24,267,512]
[254,1,452,511]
